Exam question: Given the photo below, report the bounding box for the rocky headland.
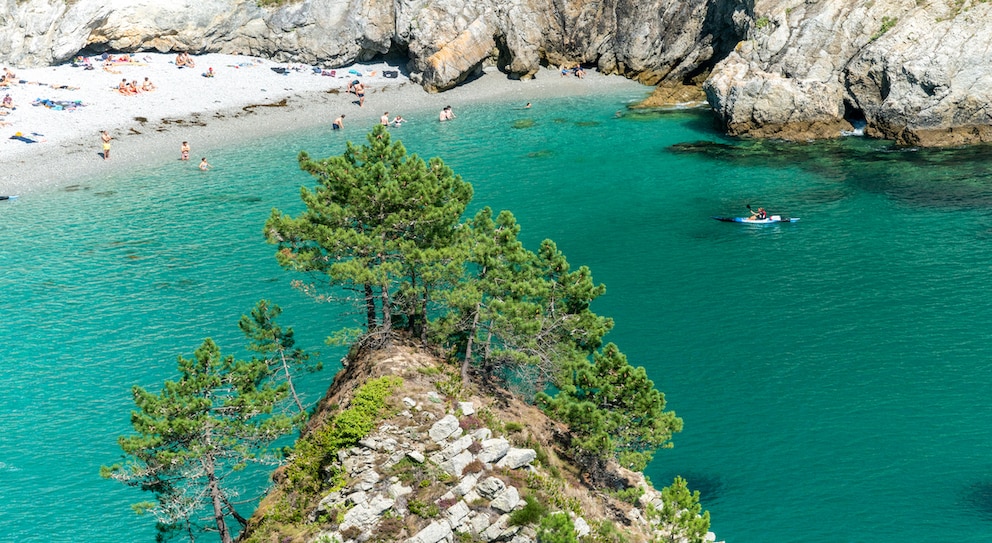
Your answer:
[238,342,718,543]
[3,0,990,144]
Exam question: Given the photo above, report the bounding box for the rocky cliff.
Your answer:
[237,343,718,543]
[2,0,991,145]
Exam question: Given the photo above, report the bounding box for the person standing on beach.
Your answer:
[355,82,366,107]
[332,114,344,130]
[180,141,190,161]
[380,112,389,126]
[101,131,112,160]
[199,157,211,171]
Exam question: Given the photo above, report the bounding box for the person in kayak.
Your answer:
[749,207,767,220]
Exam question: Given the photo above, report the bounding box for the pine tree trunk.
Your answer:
[202,443,232,543]
[419,294,428,345]
[380,284,392,339]
[364,283,377,331]
[280,351,305,413]
[462,303,481,383]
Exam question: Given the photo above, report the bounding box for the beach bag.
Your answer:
[383,70,399,78]
[271,67,288,74]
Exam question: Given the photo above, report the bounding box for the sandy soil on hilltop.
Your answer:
[0,53,650,195]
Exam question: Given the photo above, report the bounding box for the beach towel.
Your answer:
[348,69,362,76]
[9,134,37,143]
[32,98,85,111]
[322,70,336,77]
[271,67,288,74]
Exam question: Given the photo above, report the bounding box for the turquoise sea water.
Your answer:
[4,88,992,542]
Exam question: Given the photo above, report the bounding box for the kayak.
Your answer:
[0,195,18,201]
[713,215,799,224]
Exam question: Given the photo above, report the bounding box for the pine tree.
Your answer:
[657,476,711,543]
[101,338,293,543]
[238,299,321,418]
[538,343,682,478]
[266,125,472,345]
[433,207,541,383]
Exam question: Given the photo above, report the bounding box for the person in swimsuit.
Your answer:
[101,131,112,160]
[332,114,344,130]
[355,82,365,107]
[180,141,190,161]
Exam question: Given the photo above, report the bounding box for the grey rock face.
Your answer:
[429,415,462,442]
[477,438,510,464]
[0,0,732,95]
[9,0,988,146]
[490,486,520,513]
[704,0,992,144]
[495,448,536,469]
[410,520,453,543]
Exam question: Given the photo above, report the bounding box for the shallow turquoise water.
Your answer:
[4,89,992,542]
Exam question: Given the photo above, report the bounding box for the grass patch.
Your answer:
[244,375,403,534]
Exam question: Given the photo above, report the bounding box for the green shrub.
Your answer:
[606,485,644,505]
[592,520,628,543]
[408,499,440,518]
[509,494,548,526]
[537,512,577,543]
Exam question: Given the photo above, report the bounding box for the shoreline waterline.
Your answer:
[0,53,652,195]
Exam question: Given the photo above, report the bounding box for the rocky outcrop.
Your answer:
[0,0,740,94]
[239,344,720,543]
[704,0,992,145]
[4,0,992,144]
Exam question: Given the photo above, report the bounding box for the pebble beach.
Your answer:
[0,52,649,195]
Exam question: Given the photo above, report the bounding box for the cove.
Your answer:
[3,91,992,542]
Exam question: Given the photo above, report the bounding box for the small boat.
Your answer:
[0,195,18,201]
[712,215,799,224]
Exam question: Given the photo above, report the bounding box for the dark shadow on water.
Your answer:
[668,137,992,210]
[655,470,725,505]
[962,481,992,521]
[621,107,722,136]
